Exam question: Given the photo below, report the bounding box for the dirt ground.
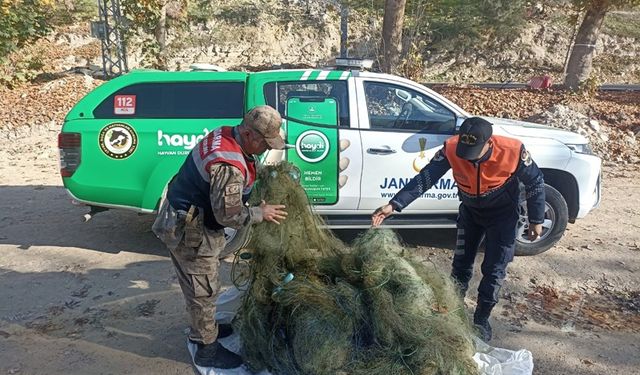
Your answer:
[0,124,639,375]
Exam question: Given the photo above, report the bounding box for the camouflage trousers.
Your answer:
[169,226,225,345]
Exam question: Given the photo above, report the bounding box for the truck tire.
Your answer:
[515,184,568,256]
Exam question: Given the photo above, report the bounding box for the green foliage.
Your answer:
[121,0,168,34]
[334,0,531,76]
[603,10,640,38]
[578,74,600,97]
[51,0,97,25]
[399,40,427,81]
[344,0,531,70]
[343,0,530,51]
[139,37,164,69]
[423,0,529,51]
[208,0,328,28]
[571,0,640,11]
[215,1,261,26]
[186,0,216,24]
[120,0,189,69]
[0,0,53,61]
[567,0,640,28]
[594,54,640,81]
[0,53,44,88]
[341,0,385,10]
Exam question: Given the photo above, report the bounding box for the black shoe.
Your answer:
[217,323,233,339]
[473,303,495,342]
[191,340,243,369]
[473,317,493,342]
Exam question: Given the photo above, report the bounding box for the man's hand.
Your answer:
[527,223,543,241]
[260,200,287,224]
[371,204,394,227]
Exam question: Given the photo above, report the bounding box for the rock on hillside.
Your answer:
[529,104,638,164]
[432,86,640,164]
[9,1,638,85]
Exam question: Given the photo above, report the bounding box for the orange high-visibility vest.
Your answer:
[444,135,522,196]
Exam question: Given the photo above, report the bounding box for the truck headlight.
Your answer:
[566,143,593,155]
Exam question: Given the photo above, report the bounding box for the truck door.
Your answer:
[285,96,340,205]
[256,72,362,211]
[355,77,459,212]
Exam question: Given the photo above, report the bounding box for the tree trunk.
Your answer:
[154,2,168,70]
[564,1,609,90]
[340,4,349,58]
[380,0,407,74]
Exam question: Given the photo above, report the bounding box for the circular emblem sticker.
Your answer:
[296,130,330,163]
[99,123,138,159]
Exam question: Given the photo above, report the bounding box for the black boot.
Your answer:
[473,305,493,342]
[457,281,469,300]
[217,323,233,339]
[190,340,243,368]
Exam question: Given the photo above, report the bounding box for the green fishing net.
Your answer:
[234,162,478,375]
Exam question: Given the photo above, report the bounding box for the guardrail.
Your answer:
[424,82,640,91]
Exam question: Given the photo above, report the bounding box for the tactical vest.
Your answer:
[445,135,522,196]
[167,126,256,229]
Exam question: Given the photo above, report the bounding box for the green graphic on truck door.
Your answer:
[286,97,339,205]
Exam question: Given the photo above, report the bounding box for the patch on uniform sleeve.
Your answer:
[521,149,532,166]
[224,183,242,216]
[225,183,241,195]
[431,149,445,162]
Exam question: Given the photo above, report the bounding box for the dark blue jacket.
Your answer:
[390,138,546,224]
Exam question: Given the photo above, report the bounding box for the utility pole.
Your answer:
[91,0,128,78]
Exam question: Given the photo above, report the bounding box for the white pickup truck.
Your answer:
[59,60,602,255]
[261,63,601,256]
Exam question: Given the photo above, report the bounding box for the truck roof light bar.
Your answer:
[333,58,373,71]
[189,63,227,72]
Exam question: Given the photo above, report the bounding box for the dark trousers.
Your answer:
[451,203,518,314]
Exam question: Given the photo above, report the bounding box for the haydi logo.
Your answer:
[296,130,329,163]
[157,129,211,150]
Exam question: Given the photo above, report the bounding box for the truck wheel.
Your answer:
[515,184,568,256]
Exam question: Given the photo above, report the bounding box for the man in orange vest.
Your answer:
[372,117,545,342]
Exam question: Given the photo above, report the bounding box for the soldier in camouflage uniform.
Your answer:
[153,106,287,368]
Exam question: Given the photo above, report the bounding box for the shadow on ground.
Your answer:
[0,185,459,256]
[0,185,162,255]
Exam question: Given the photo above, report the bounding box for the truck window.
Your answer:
[263,81,349,127]
[93,82,245,119]
[363,81,455,134]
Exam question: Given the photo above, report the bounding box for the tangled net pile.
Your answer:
[235,162,478,375]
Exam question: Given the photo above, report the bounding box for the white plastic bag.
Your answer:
[473,337,534,375]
